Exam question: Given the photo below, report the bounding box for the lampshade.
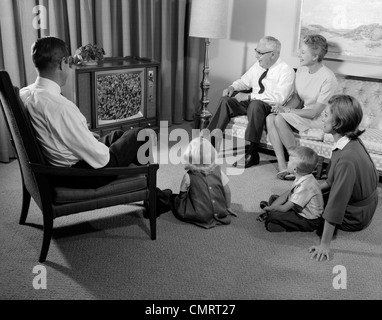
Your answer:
[189,0,229,39]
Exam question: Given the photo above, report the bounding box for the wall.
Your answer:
[207,0,382,116]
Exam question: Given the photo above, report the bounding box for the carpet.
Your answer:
[1,123,382,300]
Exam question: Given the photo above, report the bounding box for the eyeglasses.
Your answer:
[254,48,273,56]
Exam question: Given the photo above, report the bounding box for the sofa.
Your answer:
[225,73,382,177]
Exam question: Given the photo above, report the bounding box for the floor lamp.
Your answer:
[189,0,229,130]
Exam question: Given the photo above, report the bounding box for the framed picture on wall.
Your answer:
[295,0,382,64]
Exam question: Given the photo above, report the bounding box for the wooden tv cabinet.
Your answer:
[62,57,160,136]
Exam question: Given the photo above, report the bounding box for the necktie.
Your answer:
[258,69,268,94]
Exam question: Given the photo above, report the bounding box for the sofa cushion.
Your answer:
[232,115,248,125]
[324,128,382,155]
[361,128,382,155]
[319,141,382,172]
[298,129,325,141]
[229,116,325,141]
[371,153,382,173]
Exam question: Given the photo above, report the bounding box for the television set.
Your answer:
[63,57,160,135]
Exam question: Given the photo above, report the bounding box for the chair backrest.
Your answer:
[0,70,46,208]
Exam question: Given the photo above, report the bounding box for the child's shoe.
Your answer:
[259,200,268,209]
[256,212,268,222]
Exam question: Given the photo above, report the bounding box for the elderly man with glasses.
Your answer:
[208,36,295,168]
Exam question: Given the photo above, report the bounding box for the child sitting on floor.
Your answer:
[172,136,237,229]
[257,146,324,232]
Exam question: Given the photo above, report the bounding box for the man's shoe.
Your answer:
[232,152,260,168]
[244,152,260,168]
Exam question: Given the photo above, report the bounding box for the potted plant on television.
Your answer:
[73,44,105,66]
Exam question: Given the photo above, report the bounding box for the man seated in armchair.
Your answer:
[20,36,152,188]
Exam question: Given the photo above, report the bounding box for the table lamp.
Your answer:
[189,0,229,129]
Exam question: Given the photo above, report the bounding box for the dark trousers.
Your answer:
[265,194,322,232]
[101,128,146,167]
[61,128,148,188]
[75,127,146,168]
[208,96,272,143]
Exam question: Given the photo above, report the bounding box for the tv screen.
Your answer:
[95,68,145,127]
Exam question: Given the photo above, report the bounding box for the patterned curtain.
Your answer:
[0,0,203,162]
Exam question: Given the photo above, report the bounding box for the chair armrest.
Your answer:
[30,162,159,177]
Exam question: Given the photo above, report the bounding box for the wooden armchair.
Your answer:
[0,70,159,262]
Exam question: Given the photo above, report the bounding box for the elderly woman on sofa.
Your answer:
[266,34,337,180]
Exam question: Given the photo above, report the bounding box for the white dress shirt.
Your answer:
[231,58,295,105]
[20,77,110,168]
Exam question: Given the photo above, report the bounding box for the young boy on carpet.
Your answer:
[257,146,324,232]
[171,136,237,229]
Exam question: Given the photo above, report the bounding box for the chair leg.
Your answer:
[19,184,31,225]
[39,213,54,263]
[148,165,158,240]
[149,189,157,240]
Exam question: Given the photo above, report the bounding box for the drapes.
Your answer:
[0,0,203,162]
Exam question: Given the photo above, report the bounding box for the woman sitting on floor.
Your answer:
[309,94,379,262]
